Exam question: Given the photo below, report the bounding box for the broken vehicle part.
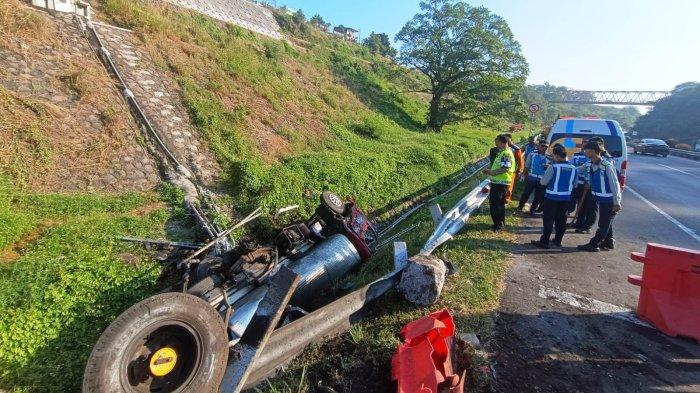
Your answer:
[220,266,300,392]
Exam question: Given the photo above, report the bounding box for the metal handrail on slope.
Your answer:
[83,19,189,176]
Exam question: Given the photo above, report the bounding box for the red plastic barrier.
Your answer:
[627,243,700,343]
[391,309,465,393]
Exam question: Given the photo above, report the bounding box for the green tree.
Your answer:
[634,82,700,143]
[274,9,309,36]
[362,32,397,58]
[395,0,528,131]
[309,14,330,30]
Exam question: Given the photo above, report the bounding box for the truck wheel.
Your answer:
[83,293,228,393]
[321,191,347,216]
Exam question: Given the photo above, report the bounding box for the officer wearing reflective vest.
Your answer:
[577,141,622,252]
[484,134,516,232]
[517,141,549,214]
[570,146,597,233]
[531,144,576,249]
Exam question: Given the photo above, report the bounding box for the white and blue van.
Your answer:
[546,118,628,187]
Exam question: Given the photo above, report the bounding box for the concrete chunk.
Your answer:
[397,254,447,306]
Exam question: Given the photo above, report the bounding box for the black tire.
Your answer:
[83,293,228,393]
[320,191,346,216]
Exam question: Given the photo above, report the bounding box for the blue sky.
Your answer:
[275,0,699,91]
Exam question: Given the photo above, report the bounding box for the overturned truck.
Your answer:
[82,178,491,392]
[82,191,379,392]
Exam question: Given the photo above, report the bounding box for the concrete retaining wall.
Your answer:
[166,0,284,40]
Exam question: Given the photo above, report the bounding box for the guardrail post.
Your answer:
[429,204,443,226]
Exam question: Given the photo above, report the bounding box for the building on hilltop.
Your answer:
[333,26,359,42]
[29,0,91,18]
[279,5,296,16]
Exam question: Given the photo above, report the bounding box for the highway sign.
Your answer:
[528,103,540,113]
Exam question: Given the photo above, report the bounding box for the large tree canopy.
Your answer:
[363,32,397,59]
[634,82,700,143]
[396,0,528,131]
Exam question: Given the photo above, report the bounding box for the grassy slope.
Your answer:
[0,2,519,392]
[98,0,504,216]
[0,181,196,392]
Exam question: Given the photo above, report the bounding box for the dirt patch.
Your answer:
[129,201,167,217]
[0,220,58,263]
[116,252,140,266]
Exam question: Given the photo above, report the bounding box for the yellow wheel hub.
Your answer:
[149,347,178,377]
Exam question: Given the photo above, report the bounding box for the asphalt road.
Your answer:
[619,153,700,250]
[488,153,700,393]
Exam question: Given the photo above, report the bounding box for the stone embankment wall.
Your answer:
[93,23,220,187]
[0,12,160,191]
[166,0,284,40]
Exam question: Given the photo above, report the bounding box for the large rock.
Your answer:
[398,254,447,306]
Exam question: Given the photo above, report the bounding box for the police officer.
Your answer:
[531,144,576,249]
[577,141,622,252]
[517,141,549,214]
[484,134,516,232]
[504,134,524,204]
[570,144,597,233]
[523,136,537,159]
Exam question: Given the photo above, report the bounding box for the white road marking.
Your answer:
[658,163,694,176]
[626,186,700,244]
[538,286,652,328]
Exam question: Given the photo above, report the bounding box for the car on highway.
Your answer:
[634,138,670,157]
[546,117,628,187]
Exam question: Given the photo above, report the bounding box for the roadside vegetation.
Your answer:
[634,82,700,144]
[0,1,527,392]
[96,0,505,216]
[0,181,195,392]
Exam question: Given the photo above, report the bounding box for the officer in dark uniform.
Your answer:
[531,144,577,249]
[577,141,622,252]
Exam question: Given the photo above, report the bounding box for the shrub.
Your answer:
[263,40,283,60]
[676,143,692,150]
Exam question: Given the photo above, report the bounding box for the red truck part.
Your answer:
[391,309,465,393]
[627,243,700,343]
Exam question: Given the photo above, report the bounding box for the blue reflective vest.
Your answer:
[524,143,536,159]
[528,153,548,181]
[590,161,614,204]
[545,162,577,201]
[571,153,589,185]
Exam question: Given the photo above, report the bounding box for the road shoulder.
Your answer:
[487,214,700,393]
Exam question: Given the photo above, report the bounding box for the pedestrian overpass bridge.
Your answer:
[548,90,669,106]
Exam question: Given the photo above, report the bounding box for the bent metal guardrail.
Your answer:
[421,179,491,255]
[669,148,700,161]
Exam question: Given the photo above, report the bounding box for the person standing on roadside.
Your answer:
[484,134,516,232]
[517,141,549,214]
[577,141,622,252]
[524,136,537,159]
[531,144,576,249]
[570,143,597,233]
[504,134,524,204]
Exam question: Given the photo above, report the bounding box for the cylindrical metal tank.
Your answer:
[283,234,361,302]
[226,234,361,343]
